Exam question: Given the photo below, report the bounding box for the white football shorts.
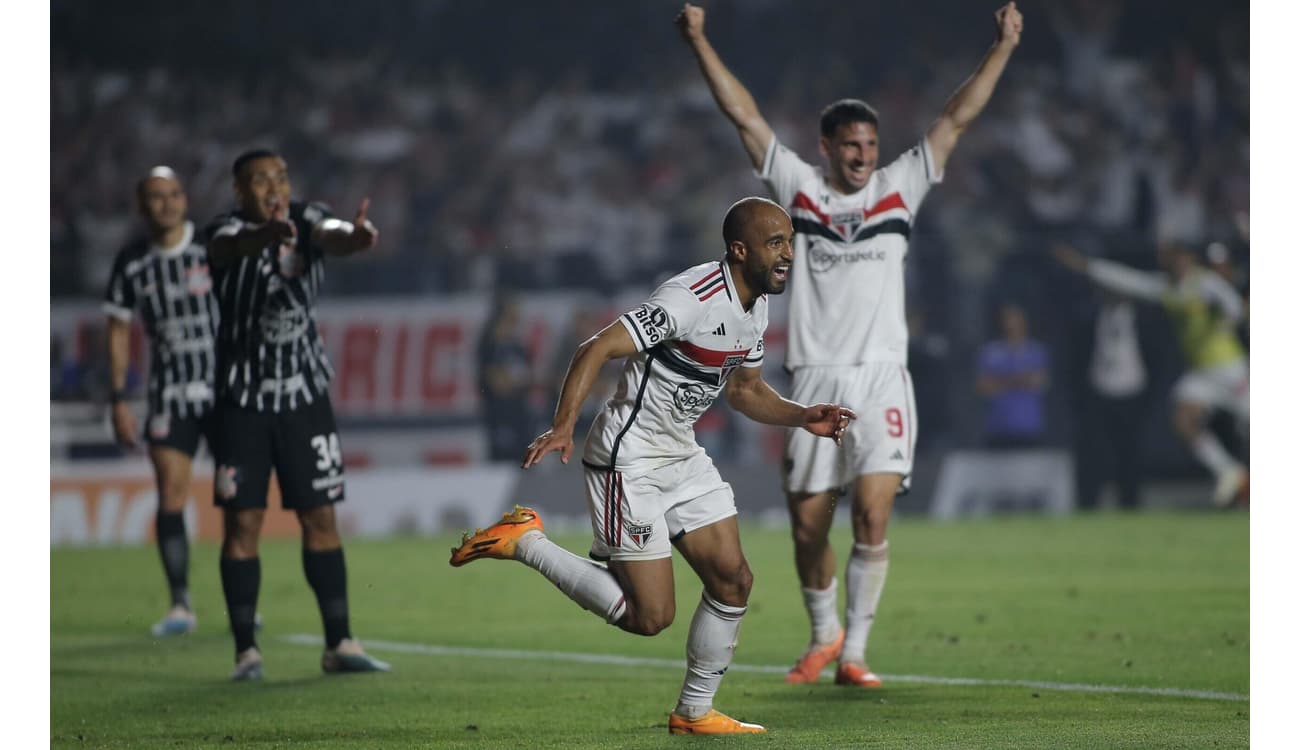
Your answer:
[1173,359,1249,421]
[783,362,917,494]
[585,450,737,562]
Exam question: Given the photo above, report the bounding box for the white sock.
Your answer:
[801,578,841,646]
[1191,432,1241,477]
[675,593,746,719]
[842,541,889,665]
[515,531,627,623]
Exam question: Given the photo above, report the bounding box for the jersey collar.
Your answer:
[151,221,195,257]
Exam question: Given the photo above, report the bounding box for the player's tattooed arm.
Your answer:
[314,198,380,257]
[675,3,775,170]
[925,2,1022,174]
[725,366,855,443]
[522,321,640,469]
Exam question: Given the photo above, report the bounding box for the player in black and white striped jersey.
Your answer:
[104,166,217,638]
[203,149,388,680]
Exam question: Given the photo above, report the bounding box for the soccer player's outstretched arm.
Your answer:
[522,322,640,469]
[314,198,380,257]
[925,2,1022,174]
[207,211,296,268]
[676,3,775,170]
[1052,244,1169,302]
[724,366,855,444]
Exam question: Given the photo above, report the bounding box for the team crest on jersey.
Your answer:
[277,242,305,278]
[215,465,240,500]
[719,353,746,380]
[624,519,654,549]
[185,264,212,295]
[830,211,862,240]
[148,414,170,440]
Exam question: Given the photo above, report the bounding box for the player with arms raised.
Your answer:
[1054,242,1249,506]
[451,198,855,735]
[677,2,1022,687]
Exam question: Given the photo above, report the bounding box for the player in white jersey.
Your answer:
[677,2,1022,687]
[450,198,855,736]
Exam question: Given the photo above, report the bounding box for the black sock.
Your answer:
[303,547,351,649]
[155,511,190,609]
[220,556,261,655]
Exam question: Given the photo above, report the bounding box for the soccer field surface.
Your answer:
[52,511,1248,748]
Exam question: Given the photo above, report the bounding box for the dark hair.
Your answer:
[819,99,878,138]
[231,148,281,179]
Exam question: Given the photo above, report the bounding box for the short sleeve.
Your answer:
[742,337,765,368]
[102,249,135,322]
[618,282,704,352]
[879,137,944,216]
[758,137,819,207]
[297,201,336,260]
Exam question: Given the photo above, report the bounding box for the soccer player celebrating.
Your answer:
[1054,242,1249,506]
[677,2,1022,687]
[204,149,389,680]
[104,166,218,638]
[451,198,855,735]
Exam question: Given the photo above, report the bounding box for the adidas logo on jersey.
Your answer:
[712,323,727,336]
[890,450,904,461]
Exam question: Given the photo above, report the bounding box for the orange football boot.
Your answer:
[668,709,766,735]
[784,629,845,684]
[449,506,544,567]
[834,661,883,688]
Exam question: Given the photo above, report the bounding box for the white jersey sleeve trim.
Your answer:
[102,302,133,322]
[920,136,945,184]
[1087,259,1169,302]
[758,134,779,180]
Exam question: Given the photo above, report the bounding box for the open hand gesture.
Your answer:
[675,3,706,43]
[801,404,857,445]
[995,2,1023,47]
[110,402,139,450]
[522,426,576,469]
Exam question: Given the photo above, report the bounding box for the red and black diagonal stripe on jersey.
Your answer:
[689,263,731,302]
[790,191,912,244]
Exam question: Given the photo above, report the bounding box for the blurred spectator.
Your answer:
[1074,293,1153,510]
[477,297,537,462]
[906,307,953,451]
[976,303,1050,448]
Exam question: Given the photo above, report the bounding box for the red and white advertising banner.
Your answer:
[52,293,789,420]
[50,460,519,547]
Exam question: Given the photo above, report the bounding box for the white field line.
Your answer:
[281,634,1247,702]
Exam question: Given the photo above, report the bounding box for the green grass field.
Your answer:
[51,511,1248,749]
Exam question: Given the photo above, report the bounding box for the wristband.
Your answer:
[110,389,127,404]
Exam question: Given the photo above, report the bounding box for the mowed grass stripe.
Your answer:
[280,633,1249,702]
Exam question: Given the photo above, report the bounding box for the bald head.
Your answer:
[723,196,788,249]
[721,196,794,304]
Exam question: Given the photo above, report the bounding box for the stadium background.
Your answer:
[50,0,1248,541]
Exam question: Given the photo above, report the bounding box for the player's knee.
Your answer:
[627,604,675,636]
[790,516,828,548]
[297,506,341,547]
[713,561,753,607]
[158,478,189,512]
[222,510,264,555]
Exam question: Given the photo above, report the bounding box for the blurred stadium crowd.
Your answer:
[51,0,1248,484]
